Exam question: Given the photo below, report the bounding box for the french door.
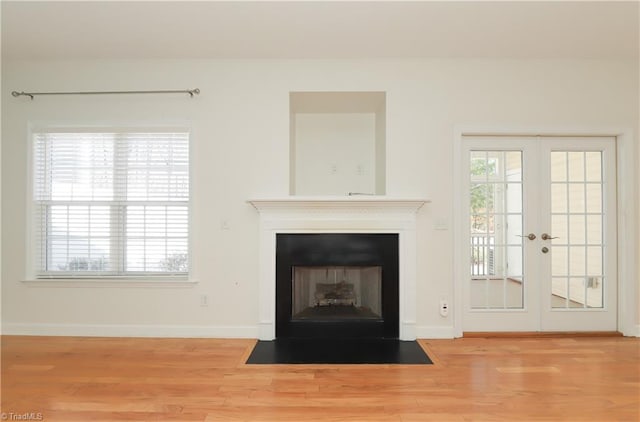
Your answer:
[461,136,617,332]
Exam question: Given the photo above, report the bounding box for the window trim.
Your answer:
[27,122,194,282]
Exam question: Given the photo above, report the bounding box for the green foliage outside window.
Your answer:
[470,159,496,232]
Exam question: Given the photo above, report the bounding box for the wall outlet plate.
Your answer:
[439,298,449,317]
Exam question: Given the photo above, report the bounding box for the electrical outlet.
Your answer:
[200,295,209,307]
[439,298,449,317]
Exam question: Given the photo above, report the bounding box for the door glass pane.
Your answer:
[469,150,523,309]
[551,278,569,308]
[568,184,585,213]
[550,152,567,182]
[585,152,602,182]
[505,152,522,181]
[586,247,603,275]
[470,183,493,213]
[552,246,568,276]
[586,215,602,244]
[505,183,522,213]
[586,184,602,213]
[569,246,585,275]
[568,152,585,181]
[568,278,586,308]
[506,214,523,244]
[551,215,568,244]
[586,277,604,308]
[551,184,567,213]
[470,151,489,178]
[550,150,605,309]
[568,215,586,244]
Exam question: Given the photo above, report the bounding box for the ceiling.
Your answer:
[2,1,639,60]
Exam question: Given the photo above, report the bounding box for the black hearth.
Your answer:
[276,233,399,339]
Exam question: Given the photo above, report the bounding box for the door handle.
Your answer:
[541,233,559,240]
[517,233,536,241]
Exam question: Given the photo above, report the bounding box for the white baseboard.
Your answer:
[257,322,275,341]
[415,325,455,339]
[418,325,640,338]
[2,322,457,339]
[1,322,259,338]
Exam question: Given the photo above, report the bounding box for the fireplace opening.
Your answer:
[292,266,382,320]
[276,233,399,339]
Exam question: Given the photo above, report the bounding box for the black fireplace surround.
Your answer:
[276,233,399,339]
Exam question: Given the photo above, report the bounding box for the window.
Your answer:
[32,128,190,278]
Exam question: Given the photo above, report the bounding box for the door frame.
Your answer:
[452,126,638,337]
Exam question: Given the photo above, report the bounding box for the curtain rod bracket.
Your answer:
[12,91,34,100]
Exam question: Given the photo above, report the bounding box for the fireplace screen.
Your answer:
[291,266,382,320]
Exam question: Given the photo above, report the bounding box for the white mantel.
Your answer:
[248,196,428,340]
[248,196,428,211]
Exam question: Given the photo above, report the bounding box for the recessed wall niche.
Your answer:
[290,92,386,196]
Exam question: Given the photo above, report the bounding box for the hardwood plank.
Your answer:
[463,331,623,338]
[495,366,560,373]
[1,335,638,421]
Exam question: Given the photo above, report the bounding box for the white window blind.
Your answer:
[32,130,190,278]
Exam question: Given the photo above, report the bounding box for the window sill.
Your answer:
[21,278,198,288]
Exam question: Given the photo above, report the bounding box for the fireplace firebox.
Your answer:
[276,233,399,338]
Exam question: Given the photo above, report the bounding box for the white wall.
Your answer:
[375,103,386,195]
[0,2,3,336]
[1,58,638,337]
[294,113,376,195]
[637,6,640,335]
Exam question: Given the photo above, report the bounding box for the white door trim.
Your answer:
[453,126,638,337]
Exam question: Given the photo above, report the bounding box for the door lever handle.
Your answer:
[517,233,536,241]
[541,233,559,240]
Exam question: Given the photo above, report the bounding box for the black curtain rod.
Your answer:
[11,88,200,100]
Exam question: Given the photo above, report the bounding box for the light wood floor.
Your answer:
[1,335,639,421]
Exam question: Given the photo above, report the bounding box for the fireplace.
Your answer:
[276,233,399,338]
[291,266,381,319]
[248,197,427,341]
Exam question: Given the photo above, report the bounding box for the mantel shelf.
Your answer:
[247,197,429,213]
